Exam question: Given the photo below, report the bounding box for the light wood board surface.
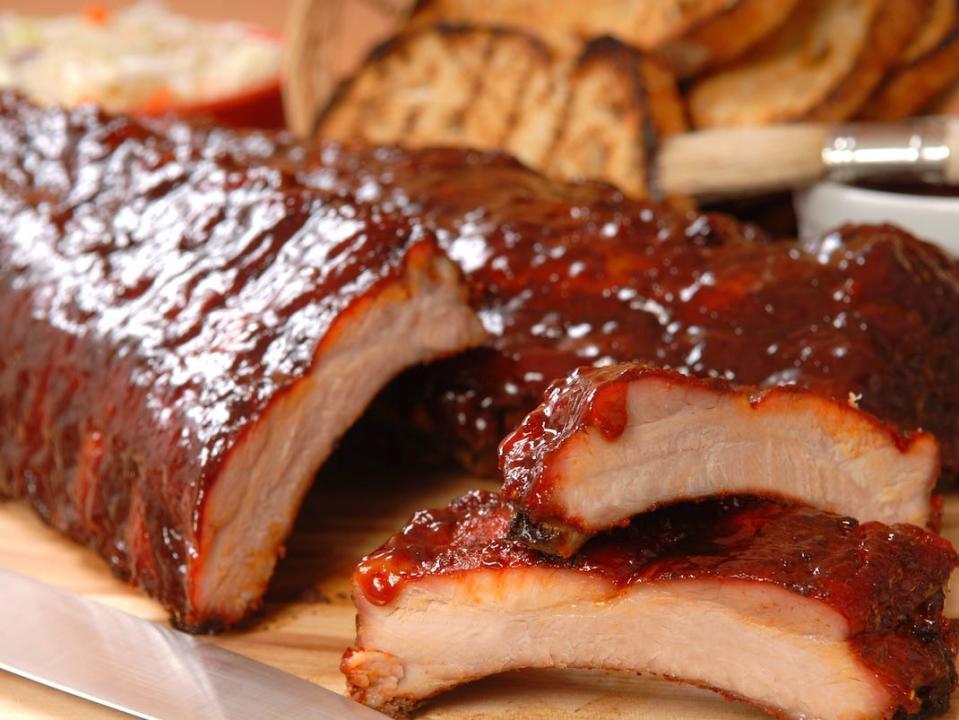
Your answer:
[2,462,959,720]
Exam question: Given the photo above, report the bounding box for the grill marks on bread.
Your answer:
[318,25,685,199]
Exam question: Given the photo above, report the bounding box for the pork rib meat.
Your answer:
[0,94,484,629]
[500,364,940,555]
[299,145,959,477]
[344,492,958,719]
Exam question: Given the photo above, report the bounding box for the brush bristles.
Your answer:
[657,124,829,198]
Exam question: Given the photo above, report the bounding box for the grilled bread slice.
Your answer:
[688,0,929,128]
[411,0,797,77]
[543,38,686,196]
[655,0,800,78]
[317,25,685,198]
[860,1,959,120]
[411,0,730,50]
[902,0,957,63]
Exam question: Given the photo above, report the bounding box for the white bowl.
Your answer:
[794,181,959,257]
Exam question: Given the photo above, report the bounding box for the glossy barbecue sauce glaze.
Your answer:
[302,145,959,476]
[356,491,959,716]
[0,94,447,627]
[498,364,930,523]
[3,94,959,627]
[16,116,957,480]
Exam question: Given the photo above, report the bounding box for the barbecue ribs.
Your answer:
[501,364,940,556]
[0,94,484,629]
[343,492,958,719]
[292,144,959,477]
[107,122,959,479]
[4,94,959,628]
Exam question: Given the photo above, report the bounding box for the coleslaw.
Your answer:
[0,2,281,114]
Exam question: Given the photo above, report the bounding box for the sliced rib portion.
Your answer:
[0,93,484,629]
[343,492,958,719]
[499,364,939,555]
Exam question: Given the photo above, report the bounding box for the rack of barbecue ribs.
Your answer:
[343,491,958,719]
[0,93,485,630]
[4,92,959,629]
[289,144,959,477]
[500,364,940,556]
[109,120,959,479]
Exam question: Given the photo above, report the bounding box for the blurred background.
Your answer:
[14,0,289,29]
[5,0,959,241]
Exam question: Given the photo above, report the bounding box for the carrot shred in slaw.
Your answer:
[83,3,111,26]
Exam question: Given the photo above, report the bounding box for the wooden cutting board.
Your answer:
[3,463,959,720]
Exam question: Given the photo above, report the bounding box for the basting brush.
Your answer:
[656,117,959,199]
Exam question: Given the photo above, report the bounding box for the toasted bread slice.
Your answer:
[688,0,928,127]
[902,0,957,63]
[542,38,686,196]
[655,0,801,78]
[411,0,728,50]
[929,77,959,114]
[317,25,686,198]
[861,5,959,120]
[412,0,797,77]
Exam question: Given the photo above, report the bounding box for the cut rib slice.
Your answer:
[499,364,939,556]
[343,492,958,720]
[192,246,484,627]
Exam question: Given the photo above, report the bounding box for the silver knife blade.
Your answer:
[0,567,389,720]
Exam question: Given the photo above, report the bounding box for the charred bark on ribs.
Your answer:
[4,92,959,630]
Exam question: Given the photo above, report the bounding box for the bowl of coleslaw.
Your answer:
[0,2,284,127]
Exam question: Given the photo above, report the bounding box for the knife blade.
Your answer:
[0,567,388,720]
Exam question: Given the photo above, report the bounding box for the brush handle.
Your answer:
[657,118,959,199]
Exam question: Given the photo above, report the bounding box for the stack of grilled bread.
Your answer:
[310,0,959,197]
[319,28,684,198]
